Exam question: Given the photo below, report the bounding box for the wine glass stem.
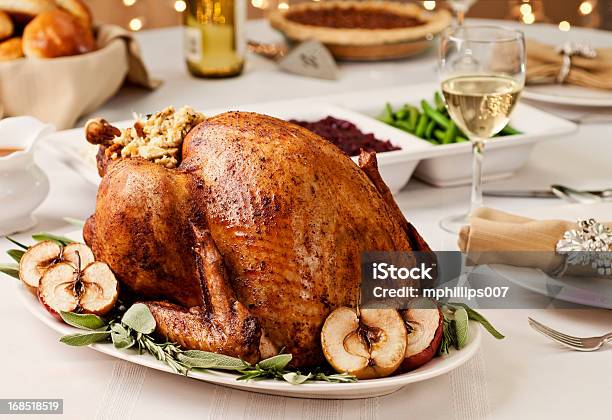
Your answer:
[457,10,466,26]
[470,139,485,215]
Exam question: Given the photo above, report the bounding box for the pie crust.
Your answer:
[269,1,452,47]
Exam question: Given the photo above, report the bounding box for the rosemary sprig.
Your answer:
[136,334,188,375]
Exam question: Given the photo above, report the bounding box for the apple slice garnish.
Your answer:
[79,262,119,315]
[62,243,95,271]
[400,298,443,372]
[321,307,407,379]
[19,241,62,293]
[37,263,80,319]
[38,261,119,319]
[18,241,96,294]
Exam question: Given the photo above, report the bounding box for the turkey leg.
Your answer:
[145,227,263,364]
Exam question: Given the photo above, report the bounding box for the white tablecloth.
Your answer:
[1,19,611,420]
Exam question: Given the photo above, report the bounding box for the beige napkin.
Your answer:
[458,207,612,274]
[527,39,612,90]
[0,24,160,129]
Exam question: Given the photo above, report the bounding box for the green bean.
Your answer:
[377,103,395,124]
[421,100,450,129]
[377,91,520,146]
[425,120,436,139]
[433,129,446,142]
[408,108,419,130]
[442,121,457,144]
[434,91,446,111]
[415,114,429,138]
[394,120,414,133]
[500,124,521,136]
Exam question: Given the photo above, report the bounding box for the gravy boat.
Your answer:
[0,117,54,235]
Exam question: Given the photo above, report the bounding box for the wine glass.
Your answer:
[446,0,477,25]
[438,26,526,234]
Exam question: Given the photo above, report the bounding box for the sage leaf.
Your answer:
[282,372,312,385]
[7,249,25,263]
[0,263,19,280]
[63,217,85,228]
[5,237,28,250]
[315,373,357,383]
[453,307,469,349]
[121,303,156,334]
[177,350,248,370]
[449,303,504,339]
[60,331,110,346]
[111,324,135,349]
[60,311,107,330]
[31,233,74,246]
[258,354,292,371]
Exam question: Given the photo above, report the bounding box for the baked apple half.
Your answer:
[321,307,407,379]
[400,298,443,372]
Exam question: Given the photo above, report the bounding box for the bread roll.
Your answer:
[23,9,94,58]
[0,36,23,60]
[0,0,56,20]
[55,0,90,28]
[0,10,13,40]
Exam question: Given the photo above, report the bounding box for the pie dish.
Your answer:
[269,1,452,61]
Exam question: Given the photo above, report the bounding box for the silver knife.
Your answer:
[484,186,612,201]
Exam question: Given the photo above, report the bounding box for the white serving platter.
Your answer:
[42,82,577,191]
[16,279,481,399]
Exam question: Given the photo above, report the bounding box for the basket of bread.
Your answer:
[0,0,159,129]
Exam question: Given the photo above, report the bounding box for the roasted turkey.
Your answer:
[84,112,433,367]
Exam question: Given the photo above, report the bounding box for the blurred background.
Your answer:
[83,0,612,32]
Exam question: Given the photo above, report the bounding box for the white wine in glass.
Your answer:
[442,75,521,140]
[438,26,525,234]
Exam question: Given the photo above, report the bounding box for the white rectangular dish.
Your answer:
[328,83,579,187]
[43,102,433,194]
[42,83,578,192]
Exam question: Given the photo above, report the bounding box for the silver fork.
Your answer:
[528,317,612,352]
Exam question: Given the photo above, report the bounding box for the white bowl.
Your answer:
[0,117,53,235]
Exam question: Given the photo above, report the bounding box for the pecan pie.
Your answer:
[269,1,451,47]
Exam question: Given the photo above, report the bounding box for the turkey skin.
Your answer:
[84,112,429,367]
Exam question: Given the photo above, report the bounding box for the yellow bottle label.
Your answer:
[184,9,244,77]
[184,26,203,63]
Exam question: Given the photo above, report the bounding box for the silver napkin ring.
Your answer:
[555,42,598,84]
[555,219,612,276]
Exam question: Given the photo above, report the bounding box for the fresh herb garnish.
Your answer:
[0,232,75,278]
[58,303,357,384]
[439,303,504,355]
[0,263,19,279]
